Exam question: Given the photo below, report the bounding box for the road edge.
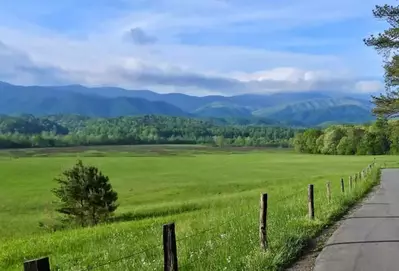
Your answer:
[285,169,382,271]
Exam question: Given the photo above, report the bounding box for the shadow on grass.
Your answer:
[38,203,204,235]
[110,203,203,223]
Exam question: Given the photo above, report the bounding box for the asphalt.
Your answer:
[313,169,399,271]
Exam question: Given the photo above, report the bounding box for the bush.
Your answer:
[52,160,118,227]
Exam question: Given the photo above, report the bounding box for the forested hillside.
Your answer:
[293,118,397,155]
[0,115,299,149]
[0,83,189,117]
[0,81,375,126]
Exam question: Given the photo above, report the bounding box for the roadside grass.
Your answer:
[0,148,390,270]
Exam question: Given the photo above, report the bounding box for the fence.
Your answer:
[23,161,377,271]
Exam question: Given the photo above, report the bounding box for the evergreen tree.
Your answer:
[364,4,399,117]
[52,160,118,227]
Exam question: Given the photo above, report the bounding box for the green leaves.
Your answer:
[52,160,118,227]
[294,119,392,155]
[0,114,298,149]
[365,3,399,117]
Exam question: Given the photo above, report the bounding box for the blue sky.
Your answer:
[0,0,394,95]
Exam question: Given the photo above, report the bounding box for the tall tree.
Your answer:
[364,4,399,117]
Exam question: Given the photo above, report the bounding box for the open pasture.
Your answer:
[0,147,392,270]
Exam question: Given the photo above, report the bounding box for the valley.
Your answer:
[0,147,389,271]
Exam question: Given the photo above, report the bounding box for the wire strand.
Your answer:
[81,163,375,270]
[176,210,254,243]
[85,244,162,270]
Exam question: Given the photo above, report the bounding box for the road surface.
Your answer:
[314,169,399,271]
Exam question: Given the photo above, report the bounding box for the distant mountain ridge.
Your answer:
[0,83,188,117]
[0,81,375,126]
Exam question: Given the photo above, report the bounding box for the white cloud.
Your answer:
[234,68,345,83]
[355,80,384,93]
[0,0,390,95]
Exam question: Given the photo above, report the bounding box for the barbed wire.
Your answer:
[178,220,259,270]
[178,235,227,269]
[176,210,255,243]
[84,243,162,271]
[175,189,305,244]
[77,162,376,270]
[273,189,306,204]
[77,190,303,270]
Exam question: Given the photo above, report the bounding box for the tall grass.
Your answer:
[0,150,385,270]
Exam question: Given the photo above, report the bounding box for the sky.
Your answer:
[0,0,395,96]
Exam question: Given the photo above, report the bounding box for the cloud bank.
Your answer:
[0,0,390,95]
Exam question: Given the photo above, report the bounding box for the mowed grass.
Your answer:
[0,147,393,270]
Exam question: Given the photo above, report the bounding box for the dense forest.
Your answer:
[0,114,299,149]
[293,118,398,155]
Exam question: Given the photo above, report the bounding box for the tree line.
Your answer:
[293,118,399,155]
[291,2,399,157]
[0,114,300,149]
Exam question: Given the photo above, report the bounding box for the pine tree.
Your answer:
[52,160,118,227]
[364,4,399,117]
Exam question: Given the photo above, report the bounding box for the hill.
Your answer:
[0,81,376,126]
[0,83,188,117]
[193,102,253,118]
[252,98,374,125]
[51,84,334,111]
[0,149,379,271]
[268,104,373,126]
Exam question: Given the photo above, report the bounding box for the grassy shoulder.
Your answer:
[0,150,388,270]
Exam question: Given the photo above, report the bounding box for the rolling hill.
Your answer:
[0,81,376,126]
[0,82,188,117]
[193,102,253,118]
[268,104,373,126]
[253,97,372,116]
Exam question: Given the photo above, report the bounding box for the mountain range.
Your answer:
[0,81,376,127]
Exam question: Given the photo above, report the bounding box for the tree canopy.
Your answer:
[293,118,398,155]
[0,114,300,149]
[364,4,399,117]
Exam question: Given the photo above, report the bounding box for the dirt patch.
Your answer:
[0,145,291,157]
[286,184,380,271]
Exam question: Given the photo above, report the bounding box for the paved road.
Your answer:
[314,169,399,271]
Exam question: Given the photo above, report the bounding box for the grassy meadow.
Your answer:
[0,146,394,270]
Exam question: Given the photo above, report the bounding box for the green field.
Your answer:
[0,147,394,270]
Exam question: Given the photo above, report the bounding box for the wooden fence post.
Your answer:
[354,173,358,184]
[340,178,345,193]
[308,184,314,220]
[163,223,178,271]
[349,176,353,190]
[23,257,50,271]
[326,182,331,203]
[259,193,268,250]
